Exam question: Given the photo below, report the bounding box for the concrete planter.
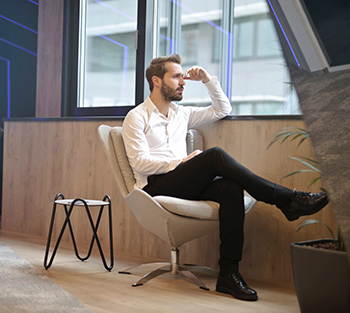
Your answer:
[291,239,350,313]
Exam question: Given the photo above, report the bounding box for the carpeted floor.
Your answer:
[0,241,94,313]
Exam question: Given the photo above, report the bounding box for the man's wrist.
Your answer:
[202,76,212,84]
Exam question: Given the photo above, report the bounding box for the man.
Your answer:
[122,54,328,301]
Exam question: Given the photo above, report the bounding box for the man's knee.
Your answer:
[205,146,227,159]
[207,146,225,153]
[204,147,231,167]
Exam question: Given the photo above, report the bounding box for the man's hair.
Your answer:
[145,54,182,92]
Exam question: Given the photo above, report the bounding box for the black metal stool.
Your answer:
[44,193,114,271]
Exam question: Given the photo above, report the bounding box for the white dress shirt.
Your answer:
[122,76,231,189]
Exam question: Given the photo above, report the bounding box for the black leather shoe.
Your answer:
[281,190,329,222]
[216,271,258,301]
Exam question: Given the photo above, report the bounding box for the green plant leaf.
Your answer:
[308,177,321,187]
[297,136,309,147]
[296,219,335,240]
[282,169,316,179]
[297,156,319,165]
[289,157,322,173]
[291,133,305,141]
[267,127,310,149]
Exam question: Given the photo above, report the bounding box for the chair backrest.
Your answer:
[186,129,203,153]
[98,125,204,198]
[98,125,134,197]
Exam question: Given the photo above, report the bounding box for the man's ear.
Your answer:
[152,76,161,88]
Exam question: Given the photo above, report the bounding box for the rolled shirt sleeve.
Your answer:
[187,77,231,130]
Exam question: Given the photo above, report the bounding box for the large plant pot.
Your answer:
[291,239,350,313]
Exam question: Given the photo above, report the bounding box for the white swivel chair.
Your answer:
[98,125,256,290]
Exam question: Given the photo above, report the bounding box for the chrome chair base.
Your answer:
[119,248,218,290]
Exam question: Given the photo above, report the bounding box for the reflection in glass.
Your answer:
[157,0,224,107]
[78,0,301,115]
[79,0,137,107]
[155,0,300,114]
[237,21,254,58]
[231,0,300,115]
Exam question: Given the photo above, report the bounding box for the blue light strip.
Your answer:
[93,0,136,22]
[267,0,300,67]
[93,33,129,104]
[27,0,38,5]
[95,33,128,49]
[0,56,11,118]
[160,35,175,55]
[0,37,37,56]
[0,14,38,34]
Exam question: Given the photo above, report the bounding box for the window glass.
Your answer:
[237,21,254,58]
[77,0,301,115]
[156,0,224,107]
[256,18,281,57]
[180,24,199,65]
[79,0,137,107]
[231,0,300,115]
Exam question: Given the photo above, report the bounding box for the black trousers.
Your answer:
[143,147,293,275]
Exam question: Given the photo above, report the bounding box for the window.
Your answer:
[78,0,138,109]
[73,0,300,116]
[237,20,254,58]
[230,2,300,115]
[149,0,232,107]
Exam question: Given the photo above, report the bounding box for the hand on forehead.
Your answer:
[184,66,211,83]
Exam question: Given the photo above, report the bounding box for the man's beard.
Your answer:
[160,79,183,102]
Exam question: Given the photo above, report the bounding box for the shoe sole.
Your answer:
[216,285,258,301]
[285,197,329,222]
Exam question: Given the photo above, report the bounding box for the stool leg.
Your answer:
[64,200,91,262]
[44,201,58,269]
[84,200,113,271]
[44,194,74,270]
[80,199,105,262]
[84,203,104,261]
[105,195,114,271]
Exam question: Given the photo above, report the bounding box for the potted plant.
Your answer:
[269,127,350,313]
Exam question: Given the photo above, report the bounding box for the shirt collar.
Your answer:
[145,96,179,119]
[145,97,158,117]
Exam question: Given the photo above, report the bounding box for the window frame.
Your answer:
[62,0,233,117]
[61,0,147,117]
[62,0,301,117]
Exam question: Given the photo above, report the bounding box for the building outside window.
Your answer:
[78,0,300,115]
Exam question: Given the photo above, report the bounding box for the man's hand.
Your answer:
[181,149,203,164]
[184,66,212,84]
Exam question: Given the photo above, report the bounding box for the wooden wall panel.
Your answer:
[35,0,64,117]
[2,119,337,287]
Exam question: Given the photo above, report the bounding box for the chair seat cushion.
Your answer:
[154,194,257,220]
[153,196,220,220]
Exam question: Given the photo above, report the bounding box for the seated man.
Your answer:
[122,54,328,301]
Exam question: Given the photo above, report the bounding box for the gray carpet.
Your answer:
[0,241,94,313]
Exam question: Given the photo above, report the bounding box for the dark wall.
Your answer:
[0,0,38,123]
[0,0,38,220]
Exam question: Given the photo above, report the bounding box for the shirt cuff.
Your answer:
[203,76,220,92]
[169,159,183,171]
